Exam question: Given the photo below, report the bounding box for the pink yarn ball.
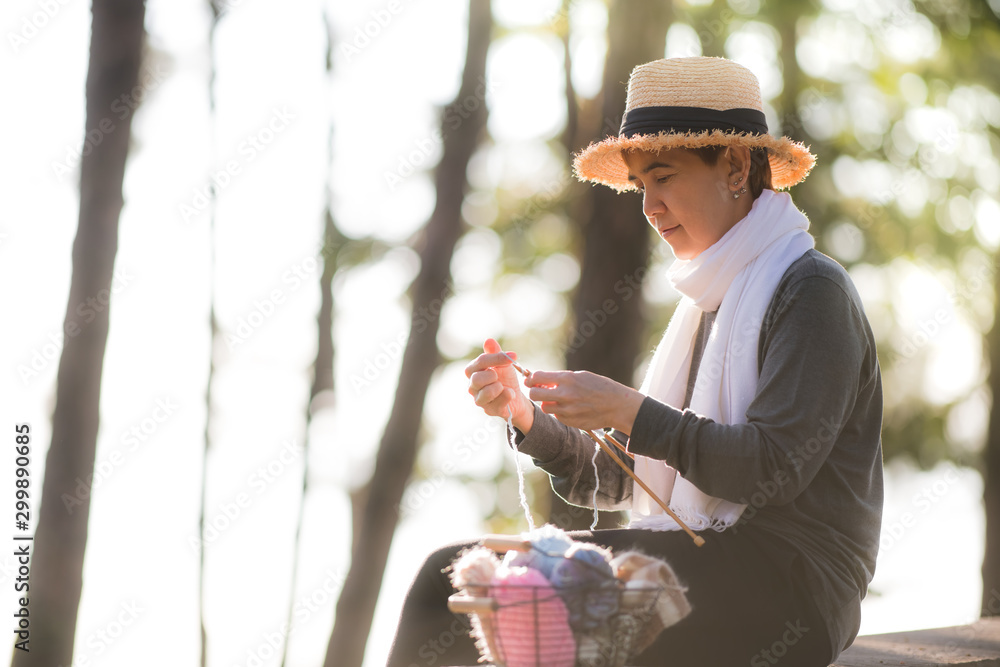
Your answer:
[491,566,576,667]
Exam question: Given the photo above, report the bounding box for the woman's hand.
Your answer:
[465,339,535,433]
[525,370,645,435]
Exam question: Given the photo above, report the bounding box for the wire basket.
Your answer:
[449,581,666,667]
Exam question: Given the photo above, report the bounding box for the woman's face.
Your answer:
[622,147,747,260]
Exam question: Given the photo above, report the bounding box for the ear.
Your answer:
[724,146,752,194]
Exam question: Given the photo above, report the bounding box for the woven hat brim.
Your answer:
[573,129,816,192]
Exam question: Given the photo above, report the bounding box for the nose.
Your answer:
[641,190,664,223]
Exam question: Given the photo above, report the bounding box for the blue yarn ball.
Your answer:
[550,543,619,631]
[506,525,574,579]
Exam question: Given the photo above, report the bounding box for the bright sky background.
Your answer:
[0,0,987,666]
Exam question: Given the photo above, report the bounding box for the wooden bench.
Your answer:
[832,618,1000,666]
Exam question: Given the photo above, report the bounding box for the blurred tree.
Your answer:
[196,2,223,665]
[986,254,1000,616]
[11,1,147,666]
[323,1,493,665]
[279,10,346,666]
[691,0,728,58]
[550,0,671,531]
[776,0,1000,613]
[914,0,1000,619]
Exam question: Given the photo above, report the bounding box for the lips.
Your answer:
[659,225,680,239]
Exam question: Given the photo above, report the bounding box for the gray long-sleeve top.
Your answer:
[514,249,884,654]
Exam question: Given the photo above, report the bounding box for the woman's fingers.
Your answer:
[524,371,608,428]
[473,378,503,405]
[464,351,517,379]
[524,370,570,401]
[524,370,561,386]
[467,368,498,394]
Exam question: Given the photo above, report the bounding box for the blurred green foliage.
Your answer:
[414,0,1000,532]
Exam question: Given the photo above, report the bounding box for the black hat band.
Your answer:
[620,106,768,138]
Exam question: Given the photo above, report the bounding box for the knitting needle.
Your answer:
[499,351,703,547]
[500,351,633,460]
[583,429,705,548]
[500,351,532,381]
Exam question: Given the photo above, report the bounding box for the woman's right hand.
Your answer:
[465,338,535,433]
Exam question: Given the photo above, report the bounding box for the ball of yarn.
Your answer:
[528,524,575,555]
[549,542,619,631]
[504,524,574,579]
[450,546,501,597]
[491,566,575,667]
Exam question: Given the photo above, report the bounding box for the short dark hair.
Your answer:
[687,146,773,199]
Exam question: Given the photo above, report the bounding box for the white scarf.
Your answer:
[629,189,815,532]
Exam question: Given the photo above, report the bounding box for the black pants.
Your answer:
[385,525,835,667]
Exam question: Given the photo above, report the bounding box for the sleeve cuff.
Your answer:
[512,403,571,465]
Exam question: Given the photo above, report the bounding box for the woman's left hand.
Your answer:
[525,370,646,435]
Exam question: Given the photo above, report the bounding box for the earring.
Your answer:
[733,185,748,199]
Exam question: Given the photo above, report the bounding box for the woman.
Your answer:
[387,56,882,667]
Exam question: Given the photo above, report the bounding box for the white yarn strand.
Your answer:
[589,440,601,530]
[506,407,535,531]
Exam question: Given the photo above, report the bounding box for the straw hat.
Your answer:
[573,57,816,192]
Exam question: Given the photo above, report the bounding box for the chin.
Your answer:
[667,242,697,261]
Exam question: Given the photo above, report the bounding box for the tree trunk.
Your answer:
[550,0,671,531]
[197,3,222,665]
[558,0,578,158]
[772,2,827,230]
[322,2,492,666]
[696,0,727,58]
[280,13,344,665]
[977,14,1000,619]
[983,249,1000,616]
[11,1,146,665]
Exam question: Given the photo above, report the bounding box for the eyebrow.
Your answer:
[626,161,676,181]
